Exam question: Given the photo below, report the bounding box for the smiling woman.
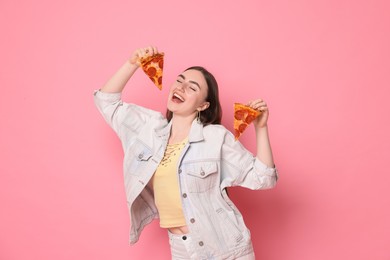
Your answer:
[94,46,278,259]
[166,66,222,126]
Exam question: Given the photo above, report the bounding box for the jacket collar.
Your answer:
[188,119,204,143]
[155,118,204,143]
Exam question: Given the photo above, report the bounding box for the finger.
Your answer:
[146,46,153,56]
[150,46,158,55]
[254,101,267,110]
[253,99,263,106]
[152,46,158,54]
[246,99,264,109]
[139,48,146,58]
[246,100,255,107]
[259,106,269,112]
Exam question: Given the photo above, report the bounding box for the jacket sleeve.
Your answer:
[220,131,278,190]
[93,90,161,145]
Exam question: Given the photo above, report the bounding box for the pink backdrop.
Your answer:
[1,0,389,259]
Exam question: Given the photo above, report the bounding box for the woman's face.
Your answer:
[167,69,209,118]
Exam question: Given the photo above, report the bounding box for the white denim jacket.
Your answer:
[94,90,278,259]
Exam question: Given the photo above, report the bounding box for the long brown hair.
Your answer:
[166,66,222,125]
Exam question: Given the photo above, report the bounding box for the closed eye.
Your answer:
[176,74,199,91]
[177,74,185,82]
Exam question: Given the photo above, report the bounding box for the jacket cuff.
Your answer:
[93,89,122,102]
[254,159,279,180]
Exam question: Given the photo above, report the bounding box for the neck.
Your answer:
[169,114,195,144]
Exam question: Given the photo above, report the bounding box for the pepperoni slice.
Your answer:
[149,76,156,83]
[234,129,241,138]
[147,67,157,77]
[245,114,257,124]
[238,123,247,132]
[158,59,163,69]
[234,109,246,120]
[158,76,162,85]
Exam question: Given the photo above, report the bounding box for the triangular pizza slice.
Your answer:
[140,53,164,90]
[233,103,261,140]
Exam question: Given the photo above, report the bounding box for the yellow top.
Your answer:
[153,139,187,228]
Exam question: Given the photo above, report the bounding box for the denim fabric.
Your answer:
[94,90,278,259]
[168,231,256,260]
[168,231,198,259]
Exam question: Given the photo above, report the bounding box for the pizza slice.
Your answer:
[139,52,164,90]
[234,103,261,140]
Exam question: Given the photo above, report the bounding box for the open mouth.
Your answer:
[172,92,185,103]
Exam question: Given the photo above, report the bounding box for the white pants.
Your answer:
[168,231,256,260]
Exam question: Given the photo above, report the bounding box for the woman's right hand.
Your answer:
[129,46,159,67]
[100,46,159,93]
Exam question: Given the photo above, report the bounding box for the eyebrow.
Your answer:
[178,74,201,89]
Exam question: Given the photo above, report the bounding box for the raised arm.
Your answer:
[247,99,275,168]
[100,46,158,93]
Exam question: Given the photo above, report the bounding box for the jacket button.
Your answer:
[182,193,187,198]
[190,218,195,223]
[200,171,205,176]
[138,153,143,159]
[199,241,204,246]
[178,169,182,174]
[182,236,187,240]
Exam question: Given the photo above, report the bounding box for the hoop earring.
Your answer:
[197,110,201,124]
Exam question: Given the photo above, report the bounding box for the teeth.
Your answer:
[173,93,184,101]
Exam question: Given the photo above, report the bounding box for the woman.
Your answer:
[94,46,278,259]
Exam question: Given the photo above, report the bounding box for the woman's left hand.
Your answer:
[246,99,269,129]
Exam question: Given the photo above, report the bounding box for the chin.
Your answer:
[167,103,178,113]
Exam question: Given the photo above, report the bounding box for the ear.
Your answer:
[198,102,210,112]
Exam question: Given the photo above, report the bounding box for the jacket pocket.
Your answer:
[185,161,218,193]
[216,208,244,246]
[124,141,153,176]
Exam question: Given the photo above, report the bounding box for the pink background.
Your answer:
[1,0,389,259]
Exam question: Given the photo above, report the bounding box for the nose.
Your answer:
[176,82,186,92]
